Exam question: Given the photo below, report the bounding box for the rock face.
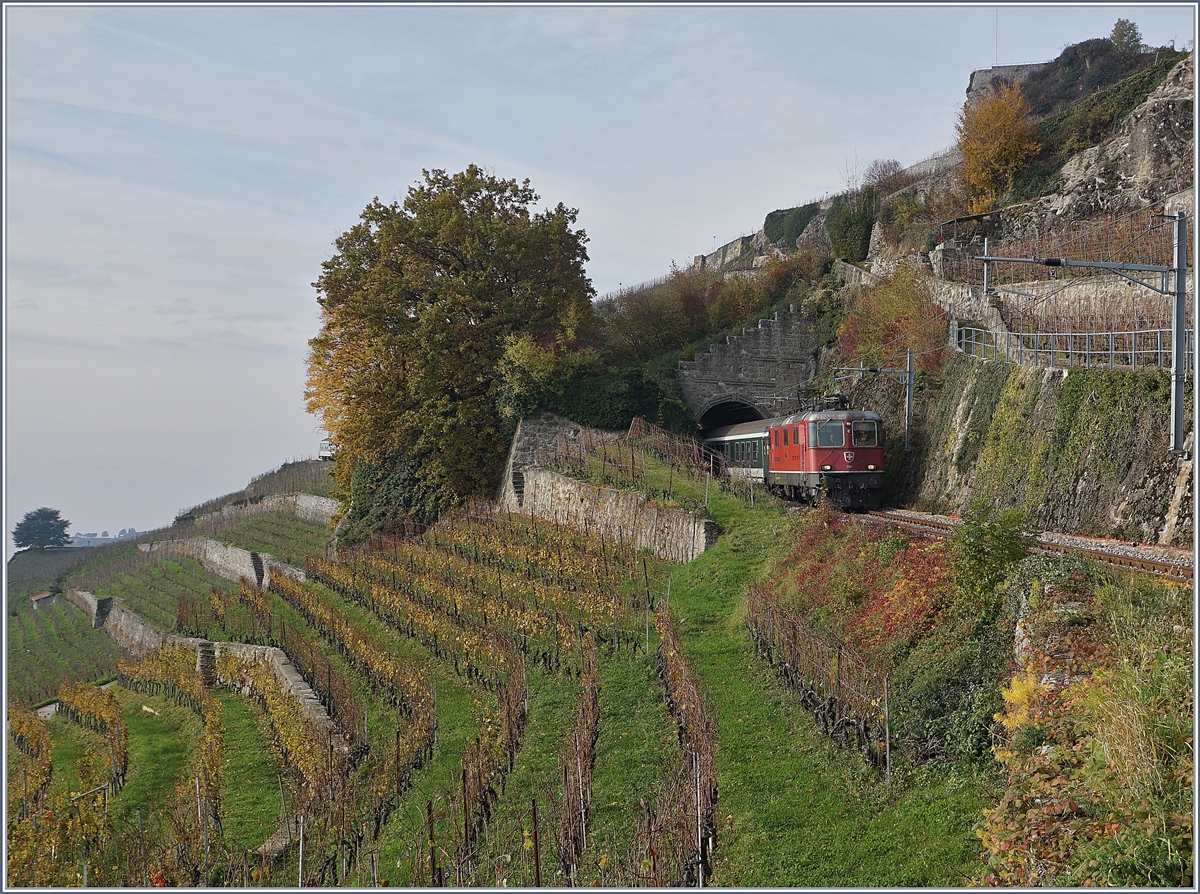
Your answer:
[848,353,1192,545]
[1015,54,1194,229]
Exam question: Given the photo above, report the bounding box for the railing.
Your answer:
[953,323,1194,372]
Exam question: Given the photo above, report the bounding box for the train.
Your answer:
[703,396,886,509]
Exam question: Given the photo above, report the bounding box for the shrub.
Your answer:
[763,203,821,249]
[825,188,879,262]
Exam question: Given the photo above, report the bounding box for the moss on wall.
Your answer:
[850,351,1190,543]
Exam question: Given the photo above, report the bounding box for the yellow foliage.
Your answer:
[837,260,946,368]
[956,82,1040,212]
[996,667,1043,731]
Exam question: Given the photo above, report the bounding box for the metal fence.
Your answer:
[953,323,1195,372]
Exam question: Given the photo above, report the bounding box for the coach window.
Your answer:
[852,421,878,447]
[817,420,845,447]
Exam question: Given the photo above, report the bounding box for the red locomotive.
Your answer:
[703,396,886,509]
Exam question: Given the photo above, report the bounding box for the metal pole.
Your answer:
[982,237,989,302]
[577,736,586,850]
[1171,211,1189,455]
[884,676,892,788]
[905,348,914,453]
[695,752,703,888]
[298,813,305,887]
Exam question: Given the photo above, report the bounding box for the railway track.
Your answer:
[866,510,1194,584]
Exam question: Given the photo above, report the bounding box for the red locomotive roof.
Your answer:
[773,409,883,426]
[704,409,883,442]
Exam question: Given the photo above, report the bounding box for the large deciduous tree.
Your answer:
[956,83,1040,213]
[12,507,71,550]
[306,166,595,527]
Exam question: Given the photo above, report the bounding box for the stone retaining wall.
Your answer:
[67,581,346,745]
[502,467,718,563]
[193,493,340,527]
[138,537,306,589]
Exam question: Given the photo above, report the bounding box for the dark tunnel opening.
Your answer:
[698,400,766,431]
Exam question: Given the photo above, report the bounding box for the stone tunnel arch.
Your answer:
[697,399,768,431]
[676,304,821,430]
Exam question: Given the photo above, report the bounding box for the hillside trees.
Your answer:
[1110,18,1143,57]
[825,186,880,261]
[837,261,947,370]
[12,507,71,550]
[306,166,595,529]
[956,83,1040,213]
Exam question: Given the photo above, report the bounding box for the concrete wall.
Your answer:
[501,467,718,563]
[138,537,306,589]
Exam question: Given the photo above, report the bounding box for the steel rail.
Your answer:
[865,510,1192,583]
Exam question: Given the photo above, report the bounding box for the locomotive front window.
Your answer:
[816,420,845,447]
[852,421,879,447]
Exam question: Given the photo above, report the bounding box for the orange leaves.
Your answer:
[956,82,1040,213]
[837,260,947,370]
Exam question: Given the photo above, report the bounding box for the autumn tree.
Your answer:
[12,507,70,550]
[306,166,595,527]
[955,83,1040,213]
[837,260,947,370]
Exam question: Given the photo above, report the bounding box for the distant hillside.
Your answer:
[174,458,334,524]
[1019,38,1186,118]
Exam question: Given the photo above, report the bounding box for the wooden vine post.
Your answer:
[532,796,542,887]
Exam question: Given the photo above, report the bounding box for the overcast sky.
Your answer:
[4,3,1195,558]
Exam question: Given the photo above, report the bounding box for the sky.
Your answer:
[4,2,1196,558]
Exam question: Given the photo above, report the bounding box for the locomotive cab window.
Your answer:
[792,426,799,445]
[852,421,879,447]
[783,427,788,447]
[816,420,845,447]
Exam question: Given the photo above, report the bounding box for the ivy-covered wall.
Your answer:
[848,352,1192,543]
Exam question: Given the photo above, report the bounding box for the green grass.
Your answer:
[214,690,286,852]
[109,686,202,818]
[660,485,988,885]
[578,645,676,885]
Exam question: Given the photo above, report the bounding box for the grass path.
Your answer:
[214,690,284,853]
[666,494,986,886]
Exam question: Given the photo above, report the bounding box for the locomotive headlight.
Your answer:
[867,464,876,470]
[821,464,832,471]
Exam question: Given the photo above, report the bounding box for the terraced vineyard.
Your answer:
[66,549,236,631]
[195,511,331,569]
[12,434,1093,886]
[7,598,120,706]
